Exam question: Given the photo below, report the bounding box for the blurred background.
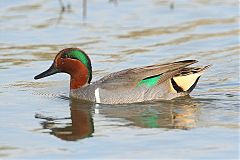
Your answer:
[0,0,239,159]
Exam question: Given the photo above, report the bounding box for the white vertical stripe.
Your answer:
[95,88,101,103]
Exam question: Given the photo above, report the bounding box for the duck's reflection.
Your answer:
[37,97,200,141]
[100,97,199,130]
[39,101,94,141]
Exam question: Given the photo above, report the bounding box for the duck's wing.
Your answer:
[97,60,199,90]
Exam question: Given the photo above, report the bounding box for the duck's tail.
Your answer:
[171,65,211,93]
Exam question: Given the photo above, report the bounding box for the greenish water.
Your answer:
[0,0,239,159]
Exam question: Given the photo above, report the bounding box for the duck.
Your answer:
[34,48,210,104]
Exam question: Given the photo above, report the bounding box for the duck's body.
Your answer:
[34,48,210,104]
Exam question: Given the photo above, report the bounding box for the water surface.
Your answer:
[0,0,239,159]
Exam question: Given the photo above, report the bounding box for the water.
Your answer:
[0,0,239,159]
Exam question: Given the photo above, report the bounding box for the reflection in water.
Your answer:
[37,101,94,141]
[109,0,118,6]
[58,0,71,12]
[56,0,86,24]
[100,97,199,129]
[56,0,71,24]
[82,0,87,20]
[56,0,121,23]
[36,97,200,141]
[56,0,120,22]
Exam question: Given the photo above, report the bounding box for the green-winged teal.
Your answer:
[34,48,210,104]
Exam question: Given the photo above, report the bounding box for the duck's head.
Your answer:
[34,48,92,89]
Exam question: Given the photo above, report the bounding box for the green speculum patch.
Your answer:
[137,74,161,88]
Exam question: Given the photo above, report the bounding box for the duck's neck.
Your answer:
[70,74,88,89]
[70,64,90,89]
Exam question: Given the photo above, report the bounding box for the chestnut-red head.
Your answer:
[34,48,92,89]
